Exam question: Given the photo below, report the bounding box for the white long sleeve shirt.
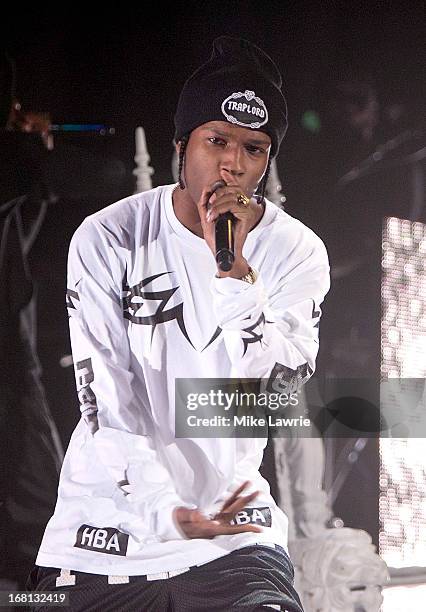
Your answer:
[36,183,330,576]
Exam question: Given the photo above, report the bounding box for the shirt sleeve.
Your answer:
[66,218,189,541]
[209,226,330,391]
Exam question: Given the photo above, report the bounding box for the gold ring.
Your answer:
[237,193,250,208]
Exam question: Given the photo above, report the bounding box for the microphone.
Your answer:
[209,179,235,272]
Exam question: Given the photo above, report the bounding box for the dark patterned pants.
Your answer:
[28,544,304,611]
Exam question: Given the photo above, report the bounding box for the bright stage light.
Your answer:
[380,217,426,611]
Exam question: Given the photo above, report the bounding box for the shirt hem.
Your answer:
[36,537,288,577]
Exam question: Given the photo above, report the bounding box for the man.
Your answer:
[30,37,329,611]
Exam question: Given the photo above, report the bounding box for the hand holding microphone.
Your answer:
[208,179,235,272]
[200,170,255,274]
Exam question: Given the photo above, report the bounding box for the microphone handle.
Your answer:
[215,212,235,272]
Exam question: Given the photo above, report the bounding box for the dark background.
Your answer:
[2,1,425,543]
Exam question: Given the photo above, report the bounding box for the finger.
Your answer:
[208,189,252,209]
[203,179,230,210]
[207,200,252,223]
[201,522,263,538]
[225,490,260,516]
[215,491,260,519]
[185,521,258,539]
[208,191,249,212]
[198,182,226,221]
[220,481,251,512]
[198,185,215,214]
[208,184,241,204]
[220,168,241,188]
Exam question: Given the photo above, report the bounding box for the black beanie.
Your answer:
[174,37,288,157]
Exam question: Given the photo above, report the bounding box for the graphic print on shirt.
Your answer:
[202,325,223,351]
[74,524,129,556]
[266,298,321,392]
[241,312,268,356]
[311,299,321,327]
[266,361,313,394]
[75,358,98,434]
[122,271,194,347]
[122,271,223,352]
[66,288,80,316]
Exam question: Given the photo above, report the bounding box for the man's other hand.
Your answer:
[174,481,262,539]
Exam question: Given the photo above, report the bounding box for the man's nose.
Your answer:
[220,145,245,177]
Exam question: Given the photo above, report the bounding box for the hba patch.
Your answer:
[230,507,272,527]
[74,524,129,556]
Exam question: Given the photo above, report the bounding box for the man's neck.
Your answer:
[172,185,266,238]
[172,186,204,237]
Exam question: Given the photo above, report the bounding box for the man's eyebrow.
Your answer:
[244,138,271,147]
[200,126,270,146]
